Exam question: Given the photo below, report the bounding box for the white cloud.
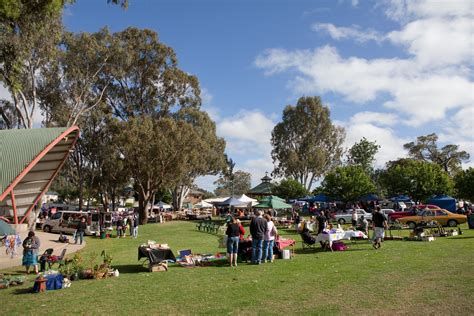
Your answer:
[194,175,219,192]
[351,0,359,7]
[312,23,383,43]
[349,111,399,126]
[343,120,409,168]
[383,0,473,22]
[201,88,213,106]
[387,17,473,67]
[255,44,473,126]
[217,110,275,148]
[215,110,276,186]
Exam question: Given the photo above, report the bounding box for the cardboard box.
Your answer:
[149,263,168,272]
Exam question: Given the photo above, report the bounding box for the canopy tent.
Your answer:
[298,194,329,203]
[0,127,79,225]
[358,194,380,202]
[254,196,292,209]
[259,195,286,202]
[155,201,172,209]
[220,197,249,207]
[203,197,228,204]
[194,200,213,209]
[427,195,456,213]
[389,195,412,202]
[236,194,258,205]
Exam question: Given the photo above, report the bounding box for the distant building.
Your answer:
[247,172,275,198]
[42,191,59,204]
[185,190,204,205]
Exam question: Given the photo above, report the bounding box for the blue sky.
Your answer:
[62,0,473,191]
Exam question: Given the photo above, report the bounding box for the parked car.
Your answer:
[42,210,113,235]
[388,205,440,222]
[334,209,372,224]
[397,209,467,228]
[381,209,395,220]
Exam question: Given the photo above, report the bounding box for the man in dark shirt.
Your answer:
[75,217,87,245]
[249,210,267,264]
[372,207,388,249]
[316,211,327,235]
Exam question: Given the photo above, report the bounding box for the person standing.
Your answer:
[262,214,277,263]
[116,217,124,238]
[351,209,358,228]
[133,213,139,238]
[226,217,241,267]
[22,231,40,274]
[316,211,327,235]
[236,219,245,240]
[372,207,388,249]
[75,217,87,245]
[249,210,267,264]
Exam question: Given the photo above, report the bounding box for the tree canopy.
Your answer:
[321,165,376,203]
[271,96,345,191]
[454,168,474,202]
[273,179,309,200]
[347,137,380,174]
[404,133,470,176]
[381,159,453,202]
[214,170,251,197]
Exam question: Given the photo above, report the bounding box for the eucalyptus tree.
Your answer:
[117,116,204,224]
[0,0,63,128]
[404,133,470,176]
[171,108,226,210]
[271,96,345,191]
[347,137,380,175]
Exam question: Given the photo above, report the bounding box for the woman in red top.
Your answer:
[236,219,245,240]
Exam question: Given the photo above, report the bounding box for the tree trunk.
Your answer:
[172,185,189,211]
[138,190,153,225]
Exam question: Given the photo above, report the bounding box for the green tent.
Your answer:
[254,196,292,209]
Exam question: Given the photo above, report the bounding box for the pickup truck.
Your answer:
[334,209,372,224]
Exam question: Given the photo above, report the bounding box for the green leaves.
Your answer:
[404,133,470,176]
[271,96,345,191]
[347,137,380,175]
[381,159,453,202]
[454,168,474,202]
[273,179,309,200]
[321,165,376,203]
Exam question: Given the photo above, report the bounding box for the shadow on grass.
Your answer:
[12,287,34,295]
[447,236,474,240]
[113,264,148,274]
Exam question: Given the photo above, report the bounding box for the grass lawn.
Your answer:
[1,221,473,315]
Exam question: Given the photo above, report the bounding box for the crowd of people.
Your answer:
[225,210,279,266]
[114,212,139,238]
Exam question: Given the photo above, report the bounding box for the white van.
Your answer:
[42,209,114,236]
[42,211,94,235]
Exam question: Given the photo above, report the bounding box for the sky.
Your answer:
[17,0,474,191]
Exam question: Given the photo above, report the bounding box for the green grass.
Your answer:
[1,221,474,315]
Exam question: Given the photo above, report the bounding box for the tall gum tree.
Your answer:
[171,108,226,210]
[271,96,345,191]
[0,0,63,128]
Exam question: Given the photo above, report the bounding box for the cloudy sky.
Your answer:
[12,0,474,191]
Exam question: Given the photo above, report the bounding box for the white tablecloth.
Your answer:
[314,230,368,248]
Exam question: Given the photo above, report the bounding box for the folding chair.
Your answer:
[48,248,67,269]
[300,232,317,250]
